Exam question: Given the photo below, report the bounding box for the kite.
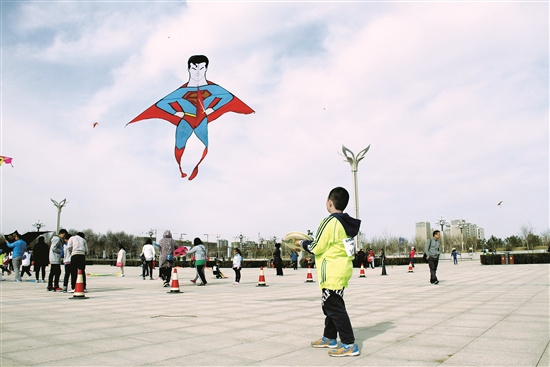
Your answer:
[93,122,99,128]
[497,201,503,207]
[174,246,189,257]
[127,55,254,180]
[0,156,13,167]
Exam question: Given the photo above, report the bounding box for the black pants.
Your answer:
[35,264,46,280]
[21,266,32,277]
[322,289,355,345]
[143,261,153,278]
[275,262,283,276]
[428,256,439,283]
[63,263,72,289]
[160,267,172,284]
[233,267,241,283]
[48,264,61,288]
[71,255,87,289]
[196,264,207,284]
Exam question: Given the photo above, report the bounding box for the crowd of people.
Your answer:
[1,186,446,359]
[0,229,90,293]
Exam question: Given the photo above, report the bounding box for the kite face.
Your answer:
[128,55,254,180]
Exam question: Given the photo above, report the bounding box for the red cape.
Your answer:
[127,81,254,126]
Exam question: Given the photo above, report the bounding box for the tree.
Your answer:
[505,235,522,251]
[486,235,503,251]
[520,223,536,251]
[540,229,550,251]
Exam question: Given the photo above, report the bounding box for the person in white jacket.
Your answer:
[232,248,243,285]
[141,239,155,280]
[116,245,126,277]
[67,232,88,292]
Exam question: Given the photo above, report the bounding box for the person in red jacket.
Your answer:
[409,246,416,268]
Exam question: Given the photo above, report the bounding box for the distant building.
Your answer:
[449,219,484,240]
[477,228,485,240]
[415,222,431,242]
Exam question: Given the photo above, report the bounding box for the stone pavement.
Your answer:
[1,260,548,366]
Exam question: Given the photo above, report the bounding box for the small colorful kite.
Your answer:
[0,156,14,167]
[127,55,254,180]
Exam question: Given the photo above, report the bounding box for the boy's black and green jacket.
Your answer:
[302,213,361,290]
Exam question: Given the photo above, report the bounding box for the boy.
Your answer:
[297,187,361,357]
[212,261,227,279]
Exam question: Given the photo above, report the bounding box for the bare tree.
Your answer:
[520,223,536,251]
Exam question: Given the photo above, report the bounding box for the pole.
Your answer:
[342,145,370,251]
[50,199,67,233]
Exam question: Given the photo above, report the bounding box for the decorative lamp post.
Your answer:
[50,198,68,233]
[32,220,45,232]
[456,220,466,252]
[341,144,370,251]
[435,216,449,253]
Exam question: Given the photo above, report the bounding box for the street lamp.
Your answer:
[435,216,449,253]
[50,198,68,233]
[32,220,45,232]
[341,144,370,251]
[456,220,466,252]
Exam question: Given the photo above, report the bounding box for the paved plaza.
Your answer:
[1,260,548,366]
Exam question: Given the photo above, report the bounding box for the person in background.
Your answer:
[20,247,33,280]
[274,243,283,276]
[61,234,72,293]
[33,236,49,283]
[68,232,88,292]
[117,245,127,277]
[187,238,208,286]
[141,238,155,280]
[451,248,458,265]
[232,248,243,285]
[290,250,299,270]
[425,230,442,284]
[158,230,176,287]
[409,246,416,268]
[367,249,375,269]
[48,229,67,290]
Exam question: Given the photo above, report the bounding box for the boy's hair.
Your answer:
[188,55,209,69]
[433,230,440,236]
[328,187,349,211]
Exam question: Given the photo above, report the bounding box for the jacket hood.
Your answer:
[331,213,361,238]
[163,230,172,239]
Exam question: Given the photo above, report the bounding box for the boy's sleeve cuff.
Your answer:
[301,240,313,254]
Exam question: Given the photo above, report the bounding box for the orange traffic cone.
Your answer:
[305,265,315,283]
[168,268,182,293]
[408,262,414,273]
[256,266,268,287]
[70,269,88,299]
[359,264,366,278]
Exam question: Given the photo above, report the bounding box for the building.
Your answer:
[415,222,431,242]
[449,219,484,240]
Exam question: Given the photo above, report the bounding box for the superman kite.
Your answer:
[128,55,254,180]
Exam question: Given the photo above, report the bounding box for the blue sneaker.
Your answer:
[328,343,360,357]
[311,336,338,348]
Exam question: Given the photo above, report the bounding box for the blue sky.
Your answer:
[1,1,548,243]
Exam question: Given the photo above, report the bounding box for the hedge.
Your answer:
[480,253,550,265]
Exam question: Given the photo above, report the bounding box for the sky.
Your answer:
[1,1,548,244]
